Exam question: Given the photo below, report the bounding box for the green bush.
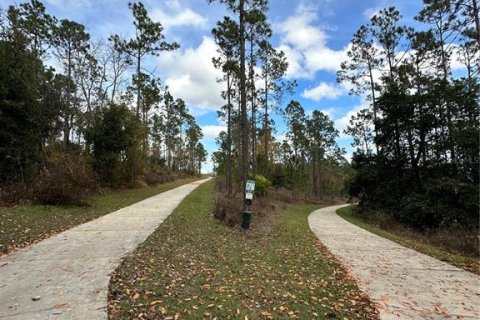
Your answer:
[85,104,144,186]
[423,178,479,228]
[396,193,437,229]
[254,174,272,197]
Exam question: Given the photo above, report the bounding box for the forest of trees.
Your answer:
[337,1,479,230]
[0,1,207,204]
[209,0,349,206]
[210,0,478,230]
[0,0,478,232]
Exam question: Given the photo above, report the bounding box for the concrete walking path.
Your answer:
[0,178,210,320]
[308,204,480,320]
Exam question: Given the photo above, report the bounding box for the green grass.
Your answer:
[337,206,479,274]
[0,177,199,255]
[108,181,377,319]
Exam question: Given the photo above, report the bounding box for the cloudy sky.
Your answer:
[2,0,426,172]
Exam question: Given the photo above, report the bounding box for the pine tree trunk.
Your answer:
[473,0,480,45]
[136,48,141,117]
[250,41,257,177]
[368,61,379,155]
[64,48,72,152]
[264,75,269,169]
[227,73,233,195]
[239,0,248,197]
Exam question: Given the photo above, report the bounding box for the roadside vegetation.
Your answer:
[1,0,478,317]
[210,0,351,229]
[338,4,479,235]
[337,206,479,275]
[109,181,378,319]
[1,0,209,253]
[1,1,207,207]
[0,177,199,256]
[209,0,478,237]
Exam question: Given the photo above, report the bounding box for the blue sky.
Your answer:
[2,0,428,172]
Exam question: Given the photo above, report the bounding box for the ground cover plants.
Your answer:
[108,180,378,319]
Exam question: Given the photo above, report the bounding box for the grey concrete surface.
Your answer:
[0,178,210,320]
[309,204,480,320]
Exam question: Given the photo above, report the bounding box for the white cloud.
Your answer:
[319,107,337,119]
[156,36,224,115]
[277,44,308,78]
[302,82,343,101]
[46,0,92,8]
[276,4,348,79]
[202,158,214,173]
[151,6,207,30]
[304,46,347,73]
[279,5,327,50]
[363,7,382,19]
[201,125,226,140]
[274,132,288,143]
[334,97,370,139]
[450,44,470,72]
[344,151,354,162]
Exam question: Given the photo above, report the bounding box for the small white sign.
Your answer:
[245,180,256,200]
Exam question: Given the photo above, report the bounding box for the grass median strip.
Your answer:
[108,181,378,319]
[0,177,200,256]
[337,206,479,274]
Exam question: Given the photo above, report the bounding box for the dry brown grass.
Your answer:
[213,195,243,227]
[363,210,479,257]
[339,207,479,274]
[30,155,98,206]
[0,184,28,207]
[213,179,346,232]
[142,172,175,186]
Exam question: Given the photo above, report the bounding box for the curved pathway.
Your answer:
[0,178,210,320]
[309,204,480,320]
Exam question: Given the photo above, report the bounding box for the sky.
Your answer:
[2,0,428,172]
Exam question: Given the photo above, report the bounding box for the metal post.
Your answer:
[242,202,252,230]
[242,180,255,230]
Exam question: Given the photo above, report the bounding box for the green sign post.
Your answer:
[242,179,255,230]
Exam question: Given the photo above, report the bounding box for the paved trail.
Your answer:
[309,204,480,320]
[0,178,210,320]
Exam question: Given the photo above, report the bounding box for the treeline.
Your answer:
[0,1,206,203]
[209,0,349,207]
[338,1,479,229]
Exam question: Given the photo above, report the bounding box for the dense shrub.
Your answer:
[389,178,479,230]
[254,174,272,196]
[0,184,28,206]
[85,104,144,186]
[270,163,288,188]
[396,193,437,229]
[30,155,98,206]
[423,178,479,228]
[213,195,242,227]
[143,172,174,186]
[351,153,479,230]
